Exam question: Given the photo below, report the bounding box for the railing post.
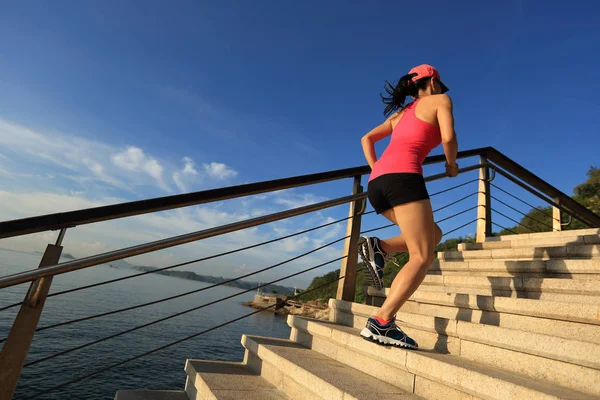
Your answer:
[336,176,363,302]
[0,229,65,400]
[553,197,562,231]
[476,157,492,242]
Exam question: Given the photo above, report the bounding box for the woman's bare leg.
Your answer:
[377,209,442,258]
[376,199,438,321]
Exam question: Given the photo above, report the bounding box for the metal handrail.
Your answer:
[0,147,491,239]
[2,146,597,241]
[484,148,600,227]
[490,166,594,228]
[0,163,487,290]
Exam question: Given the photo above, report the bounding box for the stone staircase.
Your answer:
[116,228,600,400]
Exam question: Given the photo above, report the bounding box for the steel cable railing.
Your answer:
[0,175,480,316]
[24,215,480,399]
[2,170,482,399]
[0,213,360,313]
[0,162,489,292]
[23,255,347,368]
[24,273,347,400]
[2,152,598,399]
[18,189,480,369]
[3,183,479,340]
[0,232,352,340]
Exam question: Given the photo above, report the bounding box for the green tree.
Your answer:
[568,166,600,229]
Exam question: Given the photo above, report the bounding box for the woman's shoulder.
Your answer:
[421,94,452,106]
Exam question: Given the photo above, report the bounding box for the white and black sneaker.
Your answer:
[360,316,418,349]
[357,236,388,290]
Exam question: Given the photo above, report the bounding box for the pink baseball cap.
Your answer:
[408,64,449,93]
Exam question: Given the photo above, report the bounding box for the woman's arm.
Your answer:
[437,94,459,176]
[360,115,396,169]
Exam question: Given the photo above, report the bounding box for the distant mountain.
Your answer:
[112,262,296,296]
[31,251,75,259]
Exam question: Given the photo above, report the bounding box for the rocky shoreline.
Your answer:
[243,298,330,320]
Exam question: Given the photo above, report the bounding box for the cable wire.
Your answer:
[493,209,536,233]
[0,214,354,313]
[435,206,479,224]
[3,234,350,339]
[434,192,480,213]
[492,222,518,235]
[490,183,558,222]
[23,216,480,398]
[1,180,478,313]
[23,212,481,368]
[24,255,346,368]
[429,178,479,197]
[24,275,345,400]
[22,216,479,398]
[491,195,556,232]
[1,189,482,345]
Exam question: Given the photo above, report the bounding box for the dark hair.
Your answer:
[380,73,437,117]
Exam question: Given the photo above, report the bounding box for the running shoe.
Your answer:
[357,236,388,290]
[360,316,418,349]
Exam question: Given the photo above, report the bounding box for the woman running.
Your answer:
[358,64,458,349]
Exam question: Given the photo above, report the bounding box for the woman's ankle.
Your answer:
[374,314,392,325]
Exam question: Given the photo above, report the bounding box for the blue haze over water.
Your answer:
[0,249,292,399]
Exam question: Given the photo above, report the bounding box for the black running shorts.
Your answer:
[367,173,430,214]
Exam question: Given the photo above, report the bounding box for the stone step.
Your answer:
[241,334,420,400]
[483,228,600,242]
[288,316,596,400]
[419,275,600,295]
[402,276,600,305]
[439,244,600,261]
[363,291,600,344]
[416,284,600,304]
[407,291,600,325]
[459,233,600,250]
[331,301,600,374]
[423,298,596,344]
[114,391,188,400]
[184,360,289,400]
[429,258,600,276]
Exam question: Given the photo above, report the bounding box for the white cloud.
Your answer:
[0,119,246,194]
[144,159,166,188]
[182,157,198,175]
[203,162,237,180]
[0,118,344,287]
[173,172,186,192]
[112,146,169,192]
[173,157,200,193]
[112,147,145,171]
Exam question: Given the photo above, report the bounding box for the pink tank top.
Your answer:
[368,99,442,182]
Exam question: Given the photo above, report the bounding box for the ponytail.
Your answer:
[380,73,435,117]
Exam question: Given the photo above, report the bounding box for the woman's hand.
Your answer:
[445,162,459,177]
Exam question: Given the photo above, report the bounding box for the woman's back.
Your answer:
[369,94,445,181]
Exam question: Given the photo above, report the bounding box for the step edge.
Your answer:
[242,334,415,399]
[330,302,600,369]
[290,316,595,400]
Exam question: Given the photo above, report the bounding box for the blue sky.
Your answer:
[1,1,599,287]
